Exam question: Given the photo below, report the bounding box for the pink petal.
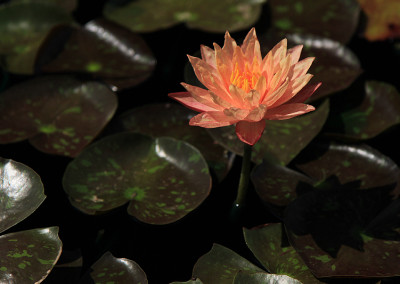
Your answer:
[223,31,237,59]
[243,104,267,122]
[189,111,239,128]
[286,82,322,104]
[244,89,261,108]
[288,57,315,80]
[241,28,262,65]
[287,45,303,64]
[229,84,250,108]
[235,119,266,145]
[264,103,315,120]
[272,39,288,69]
[168,92,219,112]
[200,45,216,68]
[271,74,313,107]
[215,43,232,89]
[181,83,224,111]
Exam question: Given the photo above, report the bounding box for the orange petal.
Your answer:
[235,119,266,145]
[181,83,224,111]
[223,31,237,59]
[229,84,251,108]
[200,45,216,68]
[264,103,315,120]
[215,43,232,89]
[244,104,267,122]
[272,39,288,69]
[189,111,239,128]
[271,74,313,107]
[253,76,267,101]
[286,82,321,104]
[223,107,250,120]
[169,92,220,112]
[287,45,303,65]
[262,77,289,106]
[288,57,315,80]
[241,27,262,65]
[244,89,261,108]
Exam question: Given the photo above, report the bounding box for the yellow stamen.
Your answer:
[230,59,260,93]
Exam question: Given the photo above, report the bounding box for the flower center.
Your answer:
[230,62,260,93]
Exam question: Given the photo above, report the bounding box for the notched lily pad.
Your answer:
[109,103,234,182]
[208,99,329,165]
[0,227,62,283]
[103,0,266,33]
[62,132,212,225]
[0,1,74,74]
[326,81,400,140]
[90,252,147,284]
[0,75,117,157]
[0,157,46,234]
[244,223,324,283]
[36,18,156,90]
[269,0,360,43]
[192,243,264,284]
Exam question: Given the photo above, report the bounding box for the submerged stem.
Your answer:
[234,143,253,208]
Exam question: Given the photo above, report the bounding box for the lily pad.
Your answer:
[326,81,400,140]
[0,158,46,234]
[269,0,360,44]
[171,279,204,284]
[0,227,62,283]
[12,0,77,12]
[0,75,118,157]
[110,103,234,182]
[0,1,74,74]
[62,132,212,225]
[243,223,323,283]
[192,243,264,284]
[90,252,147,283]
[103,0,266,33]
[233,271,302,284]
[207,99,329,165]
[36,18,156,90]
[357,0,400,41]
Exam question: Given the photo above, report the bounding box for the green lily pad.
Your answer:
[0,158,46,234]
[90,252,147,283]
[36,18,156,90]
[62,132,211,225]
[110,103,234,182]
[192,244,264,284]
[243,223,323,283]
[207,99,329,165]
[0,227,62,283]
[285,191,400,278]
[233,271,302,284]
[0,75,118,157]
[326,81,400,140]
[252,141,400,217]
[12,0,77,12]
[103,0,266,33]
[171,279,204,284]
[269,0,360,44]
[0,1,74,74]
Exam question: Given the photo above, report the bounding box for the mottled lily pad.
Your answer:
[62,132,211,225]
[326,81,400,140]
[0,227,62,283]
[252,141,400,217]
[0,75,117,157]
[192,244,264,284]
[243,223,323,283]
[0,1,74,74]
[103,0,266,33]
[269,0,360,44]
[207,99,329,165]
[0,158,46,234]
[90,252,147,283]
[37,18,156,90]
[110,103,234,182]
[12,0,77,12]
[357,0,400,41]
[233,271,302,284]
[171,279,204,284]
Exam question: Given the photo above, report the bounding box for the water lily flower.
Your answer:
[169,28,321,145]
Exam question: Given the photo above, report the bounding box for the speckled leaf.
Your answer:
[37,18,156,90]
[259,33,362,100]
[0,158,46,234]
[12,0,77,12]
[62,132,211,225]
[0,2,73,74]
[103,0,266,33]
[357,0,400,41]
[286,194,400,278]
[326,81,400,140]
[192,244,264,284]
[243,223,323,284]
[170,278,203,284]
[0,75,117,157]
[109,103,234,182]
[269,0,360,44]
[0,227,62,283]
[90,252,147,284]
[233,271,302,284]
[208,99,329,165]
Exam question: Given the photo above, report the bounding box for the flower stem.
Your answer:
[234,143,253,208]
